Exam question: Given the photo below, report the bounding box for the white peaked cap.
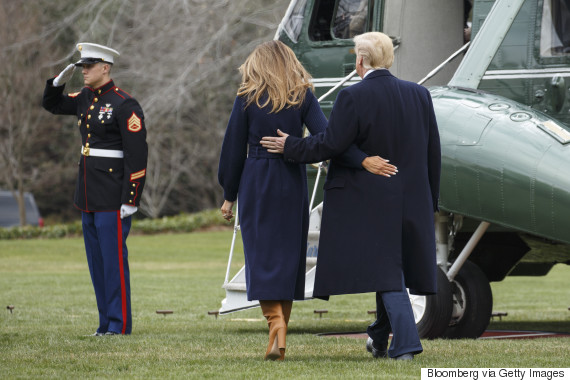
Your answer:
[75,43,120,66]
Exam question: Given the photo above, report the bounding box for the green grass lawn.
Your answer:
[1,230,569,379]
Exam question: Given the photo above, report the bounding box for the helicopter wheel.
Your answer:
[409,267,453,339]
[442,260,493,339]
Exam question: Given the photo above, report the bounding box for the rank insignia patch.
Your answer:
[127,112,142,132]
[130,169,146,181]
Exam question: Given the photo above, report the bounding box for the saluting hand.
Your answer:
[260,129,289,154]
[53,64,76,87]
[362,156,398,177]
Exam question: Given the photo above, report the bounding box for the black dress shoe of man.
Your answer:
[393,353,414,361]
[366,337,387,358]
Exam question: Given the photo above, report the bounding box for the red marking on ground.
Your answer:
[321,330,570,340]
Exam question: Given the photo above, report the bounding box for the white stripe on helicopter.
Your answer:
[483,67,570,80]
[311,77,361,87]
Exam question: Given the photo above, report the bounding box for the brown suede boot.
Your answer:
[281,300,293,326]
[259,300,287,361]
[279,300,293,360]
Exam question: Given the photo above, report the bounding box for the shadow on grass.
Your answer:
[233,321,367,335]
[488,320,570,333]
[231,320,570,338]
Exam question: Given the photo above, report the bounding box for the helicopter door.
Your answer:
[476,0,570,126]
[382,0,465,85]
[535,0,570,125]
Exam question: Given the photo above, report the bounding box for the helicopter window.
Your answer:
[282,0,309,43]
[308,0,335,41]
[332,0,369,39]
[308,0,370,41]
[540,0,570,56]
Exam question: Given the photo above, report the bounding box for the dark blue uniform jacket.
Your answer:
[43,79,147,212]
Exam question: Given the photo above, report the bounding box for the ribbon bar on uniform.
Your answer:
[81,145,124,158]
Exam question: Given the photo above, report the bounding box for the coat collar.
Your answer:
[363,69,393,80]
[88,80,115,95]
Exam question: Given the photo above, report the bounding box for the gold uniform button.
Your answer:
[94,98,98,102]
[88,115,91,119]
[81,113,84,117]
[101,120,105,124]
[87,133,91,138]
[109,168,113,172]
[130,191,134,195]
[77,120,81,126]
[90,105,94,110]
[132,184,136,187]
[85,143,90,147]
[98,89,101,94]
[86,124,90,128]
[129,200,133,203]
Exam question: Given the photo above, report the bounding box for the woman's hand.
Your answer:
[221,200,235,221]
[362,156,398,177]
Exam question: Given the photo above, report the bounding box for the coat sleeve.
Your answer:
[118,98,148,207]
[284,89,360,164]
[42,78,79,115]
[300,90,366,168]
[426,92,441,212]
[218,96,249,202]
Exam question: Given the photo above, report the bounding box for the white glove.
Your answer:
[120,205,138,219]
[53,64,76,87]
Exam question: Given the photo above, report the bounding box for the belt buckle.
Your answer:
[83,146,90,156]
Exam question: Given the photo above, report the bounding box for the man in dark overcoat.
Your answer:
[261,32,441,360]
[42,43,148,336]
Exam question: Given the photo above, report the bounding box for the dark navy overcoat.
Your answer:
[283,70,441,297]
[218,90,366,301]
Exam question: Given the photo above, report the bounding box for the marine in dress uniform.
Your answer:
[42,43,148,335]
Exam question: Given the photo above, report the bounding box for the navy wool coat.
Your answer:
[283,70,441,297]
[218,90,366,301]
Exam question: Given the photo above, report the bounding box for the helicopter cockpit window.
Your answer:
[282,0,309,43]
[308,0,370,41]
[540,0,570,56]
[333,0,369,39]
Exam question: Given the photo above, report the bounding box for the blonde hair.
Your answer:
[237,40,314,113]
[354,32,394,70]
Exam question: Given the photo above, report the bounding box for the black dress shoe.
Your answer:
[366,337,387,358]
[393,353,414,361]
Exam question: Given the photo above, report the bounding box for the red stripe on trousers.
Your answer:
[117,211,127,334]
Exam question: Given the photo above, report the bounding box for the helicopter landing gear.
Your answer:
[410,266,453,339]
[443,260,493,339]
[412,213,493,339]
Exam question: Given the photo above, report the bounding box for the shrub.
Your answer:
[0,209,229,240]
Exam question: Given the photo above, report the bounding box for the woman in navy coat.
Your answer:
[217,41,384,361]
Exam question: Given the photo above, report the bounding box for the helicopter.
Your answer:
[219,0,570,339]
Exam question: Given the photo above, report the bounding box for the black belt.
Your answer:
[248,145,282,159]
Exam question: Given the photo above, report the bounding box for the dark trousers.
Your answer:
[82,211,132,334]
[367,278,422,358]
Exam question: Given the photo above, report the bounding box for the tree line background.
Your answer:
[0,0,288,223]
